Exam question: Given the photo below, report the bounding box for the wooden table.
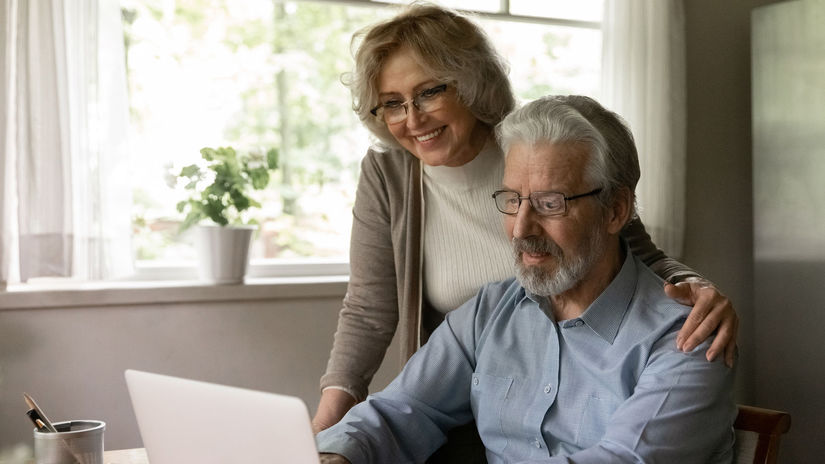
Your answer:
[103,448,149,464]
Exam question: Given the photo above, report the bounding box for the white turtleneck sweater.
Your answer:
[422,139,515,313]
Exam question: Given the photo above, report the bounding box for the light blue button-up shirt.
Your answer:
[316,250,736,463]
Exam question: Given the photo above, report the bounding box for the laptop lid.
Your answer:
[124,369,320,464]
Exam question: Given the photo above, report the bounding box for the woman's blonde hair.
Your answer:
[343,2,515,149]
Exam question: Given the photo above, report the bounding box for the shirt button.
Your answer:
[575,320,584,327]
[544,384,552,394]
[473,377,479,386]
[533,438,542,448]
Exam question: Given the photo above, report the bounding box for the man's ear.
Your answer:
[606,187,632,235]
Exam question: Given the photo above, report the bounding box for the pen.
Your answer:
[25,408,49,432]
[24,393,88,464]
[23,393,58,433]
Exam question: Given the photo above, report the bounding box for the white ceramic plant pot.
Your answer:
[194,224,256,284]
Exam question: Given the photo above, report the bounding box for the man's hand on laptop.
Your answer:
[319,453,351,464]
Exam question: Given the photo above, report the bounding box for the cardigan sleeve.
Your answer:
[621,217,702,284]
[319,150,403,401]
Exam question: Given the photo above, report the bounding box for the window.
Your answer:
[122,0,602,278]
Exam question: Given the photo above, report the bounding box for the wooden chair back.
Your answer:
[734,404,791,464]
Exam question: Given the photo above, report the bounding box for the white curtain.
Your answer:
[601,0,687,258]
[0,0,15,290]
[0,0,133,288]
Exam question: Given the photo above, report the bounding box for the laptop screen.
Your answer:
[125,369,320,464]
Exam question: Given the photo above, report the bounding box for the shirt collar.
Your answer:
[519,240,638,344]
[578,241,637,344]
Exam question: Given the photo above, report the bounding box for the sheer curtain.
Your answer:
[0,0,15,290]
[0,0,132,288]
[601,0,687,258]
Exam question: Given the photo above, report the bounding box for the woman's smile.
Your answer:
[414,126,445,143]
[378,47,489,167]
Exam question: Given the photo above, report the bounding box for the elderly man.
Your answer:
[316,96,736,463]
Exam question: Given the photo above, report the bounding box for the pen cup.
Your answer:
[33,420,105,464]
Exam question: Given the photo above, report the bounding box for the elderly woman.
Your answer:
[314,2,738,460]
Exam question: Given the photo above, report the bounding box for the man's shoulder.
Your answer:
[477,276,523,305]
[622,256,692,339]
[635,260,691,315]
[447,277,523,327]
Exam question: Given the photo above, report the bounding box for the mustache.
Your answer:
[511,237,563,257]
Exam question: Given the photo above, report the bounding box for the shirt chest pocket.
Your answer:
[470,372,513,454]
[576,393,621,447]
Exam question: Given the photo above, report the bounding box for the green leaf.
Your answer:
[266,147,279,170]
[179,164,201,178]
[200,147,217,161]
[203,196,228,225]
[214,146,236,163]
[249,166,270,190]
[230,189,251,211]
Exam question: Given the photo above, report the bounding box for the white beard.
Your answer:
[512,225,607,297]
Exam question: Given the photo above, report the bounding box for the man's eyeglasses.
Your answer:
[491,188,603,216]
[370,84,449,125]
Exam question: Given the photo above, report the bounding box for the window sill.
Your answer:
[0,275,349,311]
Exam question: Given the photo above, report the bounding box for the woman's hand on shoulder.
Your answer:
[664,278,738,368]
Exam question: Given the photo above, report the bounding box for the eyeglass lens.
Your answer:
[492,188,602,216]
[494,191,566,216]
[379,84,448,124]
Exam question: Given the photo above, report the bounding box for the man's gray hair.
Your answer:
[495,95,640,221]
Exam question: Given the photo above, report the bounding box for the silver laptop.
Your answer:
[124,369,320,464]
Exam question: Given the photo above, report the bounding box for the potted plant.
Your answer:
[170,145,278,284]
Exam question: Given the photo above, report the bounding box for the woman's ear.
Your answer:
[606,187,633,235]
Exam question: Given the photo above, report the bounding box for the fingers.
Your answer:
[723,317,739,368]
[703,314,737,368]
[663,282,692,306]
[708,309,739,366]
[670,282,740,367]
[705,314,731,362]
[679,296,719,353]
[673,282,712,349]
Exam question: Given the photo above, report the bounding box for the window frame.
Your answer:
[127,0,603,283]
[312,0,601,29]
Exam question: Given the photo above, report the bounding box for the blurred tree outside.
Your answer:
[121,0,600,265]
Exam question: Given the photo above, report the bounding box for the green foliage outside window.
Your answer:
[123,1,390,261]
[121,0,600,263]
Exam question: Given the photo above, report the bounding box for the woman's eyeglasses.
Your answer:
[370,84,449,125]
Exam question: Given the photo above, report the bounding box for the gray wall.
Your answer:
[0,282,402,453]
[684,0,822,461]
[752,0,825,462]
[684,0,762,405]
